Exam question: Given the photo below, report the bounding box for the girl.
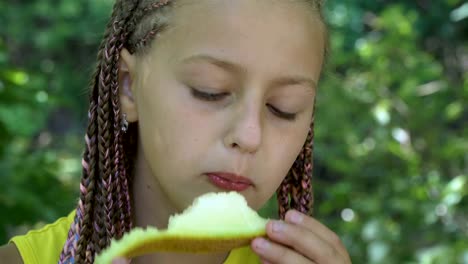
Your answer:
[1,0,351,263]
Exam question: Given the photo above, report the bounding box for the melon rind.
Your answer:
[95,192,268,264]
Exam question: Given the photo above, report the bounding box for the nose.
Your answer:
[224,104,263,154]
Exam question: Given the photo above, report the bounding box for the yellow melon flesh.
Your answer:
[95,192,269,264]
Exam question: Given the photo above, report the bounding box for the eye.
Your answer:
[267,104,297,121]
[190,87,229,101]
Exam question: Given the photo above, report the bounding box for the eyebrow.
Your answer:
[179,54,317,90]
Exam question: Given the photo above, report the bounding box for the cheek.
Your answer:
[167,108,211,157]
[258,122,310,194]
[137,79,216,169]
[270,137,303,177]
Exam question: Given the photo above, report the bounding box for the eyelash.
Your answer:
[190,88,229,101]
[190,88,297,121]
[267,104,297,121]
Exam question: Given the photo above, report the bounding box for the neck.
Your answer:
[130,151,230,264]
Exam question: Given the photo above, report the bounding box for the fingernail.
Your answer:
[288,210,303,224]
[272,220,285,233]
[254,238,270,251]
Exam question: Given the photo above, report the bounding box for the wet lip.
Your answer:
[206,172,253,191]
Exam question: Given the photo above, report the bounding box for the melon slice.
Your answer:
[95,192,269,264]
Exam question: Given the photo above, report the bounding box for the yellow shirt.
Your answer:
[9,211,260,264]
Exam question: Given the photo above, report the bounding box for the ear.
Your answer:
[119,48,138,122]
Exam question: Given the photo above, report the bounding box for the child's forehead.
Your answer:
[170,0,315,23]
[164,0,321,44]
[133,0,322,53]
[136,0,324,79]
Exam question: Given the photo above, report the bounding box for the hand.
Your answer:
[251,210,351,264]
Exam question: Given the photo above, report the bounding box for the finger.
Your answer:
[285,210,341,246]
[260,258,273,264]
[285,210,350,261]
[265,219,346,264]
[260,257,293,264]
[252,237,314,264]
[112,257,131,264]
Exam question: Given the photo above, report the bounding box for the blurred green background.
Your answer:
[0,0,467,263]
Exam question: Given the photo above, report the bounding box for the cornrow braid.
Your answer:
[114,1,143,237]
[58,1,173,263]
[126,0,172,54]
[277,166,293,219]
[292,126,314,213]
[126,0,170,37]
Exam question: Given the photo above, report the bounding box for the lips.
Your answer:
[206,172,253,192]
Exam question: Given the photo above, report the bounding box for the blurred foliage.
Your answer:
[0,0,467,263]
[0,0,112,242]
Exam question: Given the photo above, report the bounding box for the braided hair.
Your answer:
[58,1,326,263]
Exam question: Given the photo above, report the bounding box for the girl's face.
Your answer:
[123,0,325,212]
